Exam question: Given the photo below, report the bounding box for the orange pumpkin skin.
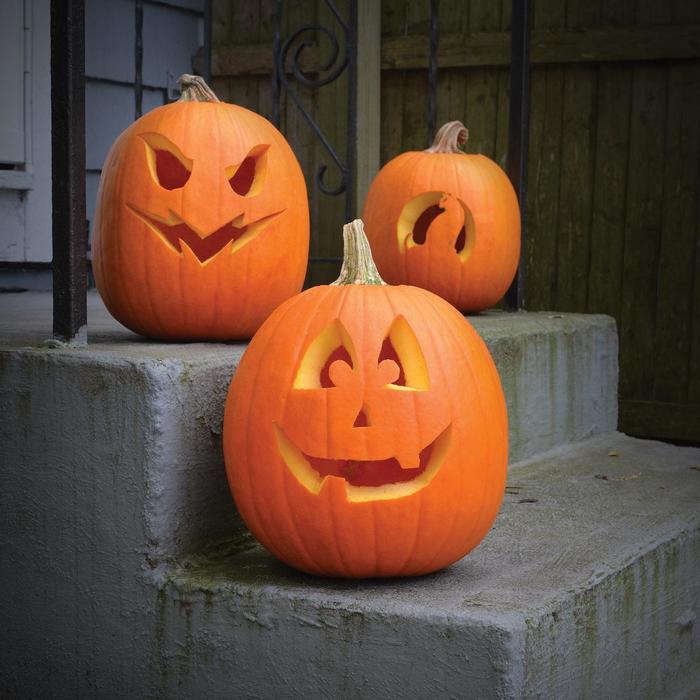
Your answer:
[362,122,520,313]
[93,76,309,340]
[223,222,507,578]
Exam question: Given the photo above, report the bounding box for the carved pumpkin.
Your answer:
[223,220,508,578]
[362,121,520,313]
[93,75,309,340]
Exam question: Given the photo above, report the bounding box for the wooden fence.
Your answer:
[211,0,700,442]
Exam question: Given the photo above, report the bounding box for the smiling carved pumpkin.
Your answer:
[362,121,520,313]
[92,75,309,340]
[223,220,508,578]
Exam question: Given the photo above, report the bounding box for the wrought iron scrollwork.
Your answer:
[272,0,353,207]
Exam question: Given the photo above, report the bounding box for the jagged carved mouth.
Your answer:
[274,422,452,502]
[128,204,285,263]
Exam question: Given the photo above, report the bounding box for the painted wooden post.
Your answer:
[51,0,87,344]
[354,0,381,217]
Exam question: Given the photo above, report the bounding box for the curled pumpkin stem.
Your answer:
[177,74,221,103]
[425,121,469,154]
[332,219,386,286]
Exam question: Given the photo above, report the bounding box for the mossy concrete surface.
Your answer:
[0,291,641,698]
[157,434,700,699]
[1,291,618,464]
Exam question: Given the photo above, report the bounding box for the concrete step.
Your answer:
[0,292,617,562]
[1,292,695,698]
[155,434,700,699]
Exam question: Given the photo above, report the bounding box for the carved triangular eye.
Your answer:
[294,319,356,389]
[378,316,429,391]
[140,133,192,190]
[226,144,270,196]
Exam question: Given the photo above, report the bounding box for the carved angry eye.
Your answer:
[141,133,192,190]
[294,320,356,389]
[226,144,270,196]
[378,316,429,391]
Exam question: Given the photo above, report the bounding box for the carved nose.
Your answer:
[353,406,370,428]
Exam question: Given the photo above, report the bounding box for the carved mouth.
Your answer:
[274,423,452,502]
[128,205,285,263]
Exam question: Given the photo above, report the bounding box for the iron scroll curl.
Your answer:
[275,1,350,197]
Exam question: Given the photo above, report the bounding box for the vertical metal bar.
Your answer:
[346,0,358,221]
[51,0,87,344]
[427,0,439,145]
[504,0,531,310]
[271,0,283,129]
[202,0,212,83]
[135,0,143,119]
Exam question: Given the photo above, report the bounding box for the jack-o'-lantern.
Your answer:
[92,74,309,340]
[362,121,520,313]
[223,219,508,578]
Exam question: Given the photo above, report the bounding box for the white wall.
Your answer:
[0,0,203,277]
[0,0,52,264]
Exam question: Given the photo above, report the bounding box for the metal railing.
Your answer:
[50,0,530,343]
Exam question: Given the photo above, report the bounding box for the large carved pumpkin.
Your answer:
[223,220,508,578]
[362,121,520,313]
[93,75,309,340]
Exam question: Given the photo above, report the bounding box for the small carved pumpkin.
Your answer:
[93,75,309,340]
[362,121,520,313]
[223,220,508,578]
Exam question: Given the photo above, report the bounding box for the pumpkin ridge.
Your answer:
[380,285,427,574]
[420,288,505,568]
[237,297,317,568]
[412,289,465,570]
[276,286,351,573]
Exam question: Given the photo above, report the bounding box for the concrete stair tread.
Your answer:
[155,434,700,698]
[167,433,700,613]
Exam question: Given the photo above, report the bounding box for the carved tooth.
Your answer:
[395,449,420,470]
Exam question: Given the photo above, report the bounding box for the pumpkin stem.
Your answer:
[331,219,387,286]
[425,121,469,154]
[177,74,221,103]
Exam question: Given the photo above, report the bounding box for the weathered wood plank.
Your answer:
[356,0,381,213]
[554,66,596,311]
[379,0,406,164]
[307,0,350,286]
[522,65,564,310]
[652,63,700,403]
[554,1,598,311]
[284,0,318,264]
[379,24,700,70]
[433,1,470,149]
[618,66,668,399]
[690,184,700,403]
[635,0,672,26]
[219,1,261,110]
[211,0,231,46]
[533,0,566,30]
[463,0,501,160]
[399,71,428,153]
[493,0,512,170]
[600,0,635,27]
[255,0,274,122]
[522,0,567,311]
[619,399,700,442]
[380,69,405,163]
[586,65,632,320]
[208,24,700,77]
